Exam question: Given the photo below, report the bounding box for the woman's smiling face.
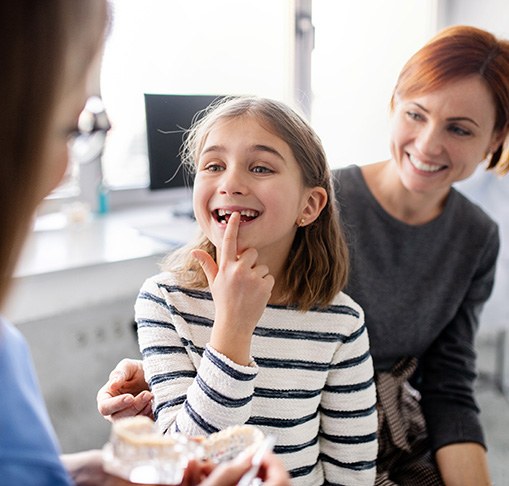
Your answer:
[192,115,312,266]
[390,75,503,196]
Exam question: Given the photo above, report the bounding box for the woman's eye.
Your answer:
[448,125,472,137]
[406,111,423,121]
[251,165,273,174]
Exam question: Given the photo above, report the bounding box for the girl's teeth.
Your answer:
[217,209,259,217]
[215,208,260,224]
[240,209,258,218]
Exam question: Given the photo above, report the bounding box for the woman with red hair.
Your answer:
[335,25,509,485]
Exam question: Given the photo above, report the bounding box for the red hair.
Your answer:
[390,25,509,174]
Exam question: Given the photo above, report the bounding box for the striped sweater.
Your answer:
[136,272,378,485]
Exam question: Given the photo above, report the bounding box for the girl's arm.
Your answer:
[319,307,378,485]
[136,278,258,436]
[138,213,273,436]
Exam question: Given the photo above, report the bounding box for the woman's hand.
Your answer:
[192,212,274,365]
[96,358,152,422]
[436,442,491,486]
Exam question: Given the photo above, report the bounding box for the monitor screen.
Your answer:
[144,94,223,190]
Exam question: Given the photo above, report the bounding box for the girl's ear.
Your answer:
[299,187,327,226]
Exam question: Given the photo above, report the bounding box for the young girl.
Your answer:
[135,96,377,485]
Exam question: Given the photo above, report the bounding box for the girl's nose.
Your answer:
[414,124,443,157]
[219,167,248,195]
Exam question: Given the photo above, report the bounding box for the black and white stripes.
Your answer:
[136,272,377,485]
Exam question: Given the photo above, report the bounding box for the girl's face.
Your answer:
[193,115,321,268]
[390,75,503,196]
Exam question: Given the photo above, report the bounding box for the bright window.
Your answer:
[100,0,295,189]
[311,0,437,168]
[53,1,439,204]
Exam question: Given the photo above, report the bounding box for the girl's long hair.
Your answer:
[163,96,349,311]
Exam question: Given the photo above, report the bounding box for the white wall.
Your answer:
[311,0,437,168]
[439,0,509,36]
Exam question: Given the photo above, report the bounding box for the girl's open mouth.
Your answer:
[214,209,260,224]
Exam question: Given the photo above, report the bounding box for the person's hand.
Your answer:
[192,212,274,365]
[200,450,290,486]
[97,358,153,422]
[181,451,290,486]
[253,450,291,486]
[63,449,290,486]
[62,449,157,486]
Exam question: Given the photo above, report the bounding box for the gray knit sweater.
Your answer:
[333,165,500,452]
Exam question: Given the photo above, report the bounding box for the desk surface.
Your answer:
[16,204,199,277]
[7,204,199,323]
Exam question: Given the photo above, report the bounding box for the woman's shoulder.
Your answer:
[331,164,361,183]
[449,188,499,236]
[331,164,371,203]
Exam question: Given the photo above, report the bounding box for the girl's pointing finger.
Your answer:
[221,211,240,263]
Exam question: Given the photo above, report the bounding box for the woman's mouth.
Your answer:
[408,154,447,173]
[214,208,260,224]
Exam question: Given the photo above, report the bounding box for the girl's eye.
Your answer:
[406,111,423,122]
[251,165,273,174]
[203,162,224,172]
[448,125,472,137]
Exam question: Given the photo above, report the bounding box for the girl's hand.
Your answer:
[192,212,274,364]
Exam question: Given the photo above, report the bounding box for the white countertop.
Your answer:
[6,204,199,323]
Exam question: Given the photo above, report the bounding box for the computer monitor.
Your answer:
[144,93,223,191]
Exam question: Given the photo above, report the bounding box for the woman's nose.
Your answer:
[414,124,443,157]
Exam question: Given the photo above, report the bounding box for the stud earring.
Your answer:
[299,218,305,227]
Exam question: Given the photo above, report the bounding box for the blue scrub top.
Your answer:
[0,317,72,485]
